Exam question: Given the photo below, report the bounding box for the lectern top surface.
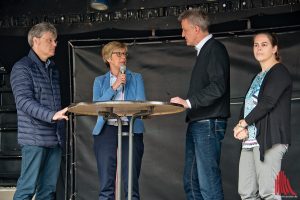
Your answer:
[68,101,185,117]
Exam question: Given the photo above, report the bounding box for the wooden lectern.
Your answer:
[68,101,185,200]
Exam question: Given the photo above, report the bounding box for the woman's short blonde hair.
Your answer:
[102,41,128,67]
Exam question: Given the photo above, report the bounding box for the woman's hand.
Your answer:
[112,73,126,90]
[233,119,248,140]
[233,128,248,140]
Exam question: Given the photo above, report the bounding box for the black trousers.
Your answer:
[93,125,144,200]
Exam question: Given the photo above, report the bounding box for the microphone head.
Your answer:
[120,65,126,74]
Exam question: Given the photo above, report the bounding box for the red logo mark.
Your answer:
[275,170,297,198]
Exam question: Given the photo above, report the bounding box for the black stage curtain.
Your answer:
[68,31,300,200]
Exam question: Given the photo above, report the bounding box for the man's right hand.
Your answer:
[170,97,189,108]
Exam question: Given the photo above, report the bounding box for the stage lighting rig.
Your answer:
[0,0,299,30]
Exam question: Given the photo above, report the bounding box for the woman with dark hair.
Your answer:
[233,32,292,200]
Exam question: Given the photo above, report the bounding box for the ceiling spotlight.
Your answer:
[91,0,109,11]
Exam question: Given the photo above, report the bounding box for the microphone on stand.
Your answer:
[120,65,126,93]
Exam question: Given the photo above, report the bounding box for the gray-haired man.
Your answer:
[11,22,68,199]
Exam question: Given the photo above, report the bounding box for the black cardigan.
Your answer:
[243,63,292,161]
[186,37,230,122]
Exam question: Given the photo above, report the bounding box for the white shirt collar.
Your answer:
[109,72,116,82]
[195,34,213,56]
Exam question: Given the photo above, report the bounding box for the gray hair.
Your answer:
[27,22,57,47]
[178,8,210,32]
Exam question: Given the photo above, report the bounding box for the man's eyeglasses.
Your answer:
[40,37,58,45]
[112,52,128,57]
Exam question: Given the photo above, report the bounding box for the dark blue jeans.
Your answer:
[93,125,144,200]
[183,119,226,200]
[13,145,62,200]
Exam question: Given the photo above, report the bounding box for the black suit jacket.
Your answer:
[186,37,230,122]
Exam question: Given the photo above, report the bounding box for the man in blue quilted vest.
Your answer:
[10,22,68,200]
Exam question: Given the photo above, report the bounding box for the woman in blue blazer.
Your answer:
[92,41,145,200]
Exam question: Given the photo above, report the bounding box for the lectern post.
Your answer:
[116,117,122,200]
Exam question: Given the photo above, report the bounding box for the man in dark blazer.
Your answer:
[171,9,230,200]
